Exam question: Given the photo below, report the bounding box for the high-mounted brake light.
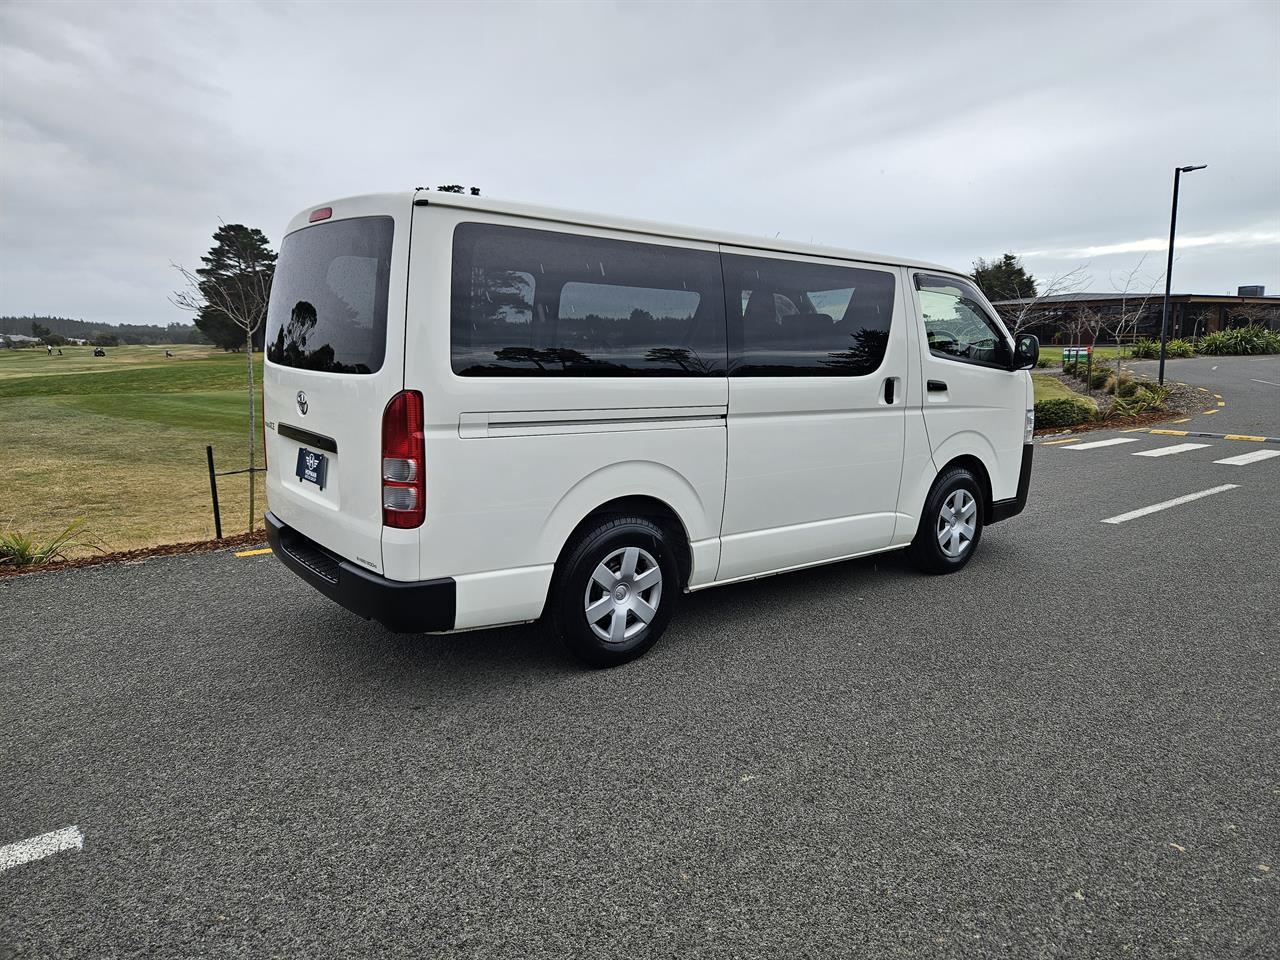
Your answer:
[381,390,425,528]
[309,207,333,223]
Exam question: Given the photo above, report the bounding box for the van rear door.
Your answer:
[263,195,411,577]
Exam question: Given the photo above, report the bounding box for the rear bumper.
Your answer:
[989,444,1033,525]
[265,511,455,633]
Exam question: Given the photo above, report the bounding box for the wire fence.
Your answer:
[206,445,264,540]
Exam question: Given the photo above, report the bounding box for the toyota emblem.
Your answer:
[296,390,309,415]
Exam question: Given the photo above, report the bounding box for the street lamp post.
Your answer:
[1158,164,1207,385]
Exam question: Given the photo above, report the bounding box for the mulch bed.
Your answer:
[0,530,269,580]
[1034,370,1211,438]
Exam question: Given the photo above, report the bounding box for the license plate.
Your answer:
[294,448,328,490]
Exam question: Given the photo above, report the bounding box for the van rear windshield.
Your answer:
[266,216,393,374]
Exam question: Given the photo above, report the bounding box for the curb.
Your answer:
[1147,429,1280,444]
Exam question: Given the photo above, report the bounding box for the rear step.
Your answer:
[276,525,341,584]
[265,512,456,633]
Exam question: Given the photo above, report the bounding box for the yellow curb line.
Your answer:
[1120,427,1148,432]
[1214,394,1223,399]
[1042,437,1083,445]
[1217,401,1226,407]
[1202,409,1219,415]
[235,547,273,557]
[1172,418,1192,423]
[1143,429,1277,443]
[1198,387,1210,393]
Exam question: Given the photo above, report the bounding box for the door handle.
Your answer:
[883,377,895,405]
[927,380,948,392]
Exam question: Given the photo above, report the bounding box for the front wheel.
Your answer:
[550,516,679,667]
[906,467,984,574]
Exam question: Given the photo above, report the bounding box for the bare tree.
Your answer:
[171,244,273,534]
[993,263,1091,340]
[1227,301,1280,331]
[1107,256,1164,367]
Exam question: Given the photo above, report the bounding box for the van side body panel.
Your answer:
[405,203,728,628]
[892,267,937,544]
[716,248,909,582]
[907,270,1028,508]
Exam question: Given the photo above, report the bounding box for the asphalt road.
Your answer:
[3,357,1278,959]
[1126,354,1280,437]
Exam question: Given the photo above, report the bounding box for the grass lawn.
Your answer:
[1,345,265,556]
[1031,372,1093,404]
[1036,345,1126,364]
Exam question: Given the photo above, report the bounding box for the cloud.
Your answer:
[1027,227,1280,259]
[1,0,1277,324]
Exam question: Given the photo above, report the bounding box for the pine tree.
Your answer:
[971,253,1037,302]
[193,224,277,351]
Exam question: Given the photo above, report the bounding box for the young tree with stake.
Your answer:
[171,224,276,534]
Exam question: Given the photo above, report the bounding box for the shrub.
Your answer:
[1106,384,1171,419]
[1129,337,1194,359]
[1034,397,1096,428]
[0,518,91,567]
[1087,365,1112,389]
[1116,379,1140,398]
[1196,325,1280,356]
[1104,371,1134,395]
[1131,338,1160,359]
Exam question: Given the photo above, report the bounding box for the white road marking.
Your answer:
[0,825,84,873]
[1249,378,1279,386]
[1215,449,1280,466]
[1066,437,1141,451]
[1101,485,1239,525]
[1133,442,1210,458]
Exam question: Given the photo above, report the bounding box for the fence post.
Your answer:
[206,445,223,540]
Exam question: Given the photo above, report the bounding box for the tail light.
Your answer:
[381,390,425,528]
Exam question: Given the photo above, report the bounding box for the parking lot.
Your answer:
[2,356,1276,959]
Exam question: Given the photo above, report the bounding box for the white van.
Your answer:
[264,191,1038,666]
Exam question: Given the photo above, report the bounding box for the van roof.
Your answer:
[290,191,958,276]
[420,191,956,275]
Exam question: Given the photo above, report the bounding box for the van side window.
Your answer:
[915,274,1011,368]
[723,254,895,377]
[451,223,726,376]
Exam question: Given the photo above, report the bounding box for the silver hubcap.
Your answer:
[937,489,977,559]
[584,546,662,644]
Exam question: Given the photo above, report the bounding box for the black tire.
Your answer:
[906,467,985,575]
[550,516,679,668]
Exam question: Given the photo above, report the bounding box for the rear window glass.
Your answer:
[266,216,393,374]
[450,222,725,376]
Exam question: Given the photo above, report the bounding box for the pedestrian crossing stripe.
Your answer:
[1215,449,1280,466]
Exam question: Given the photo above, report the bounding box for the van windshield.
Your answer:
[266,216,393,374]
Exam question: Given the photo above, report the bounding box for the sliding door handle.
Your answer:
[927,380,948,393]
[883,377,896,405]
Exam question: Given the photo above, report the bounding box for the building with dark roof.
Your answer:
[989,287,1279,344]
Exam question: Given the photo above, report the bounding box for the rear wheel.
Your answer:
[906,467,984,574]
[550,516,679,668]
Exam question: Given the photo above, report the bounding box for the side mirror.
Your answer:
[1013,334,1039,370]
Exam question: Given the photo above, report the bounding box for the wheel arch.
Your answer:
[935,453,994,523]
[539,461,710,592]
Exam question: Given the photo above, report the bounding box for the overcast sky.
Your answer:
[2,0,1277,326]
